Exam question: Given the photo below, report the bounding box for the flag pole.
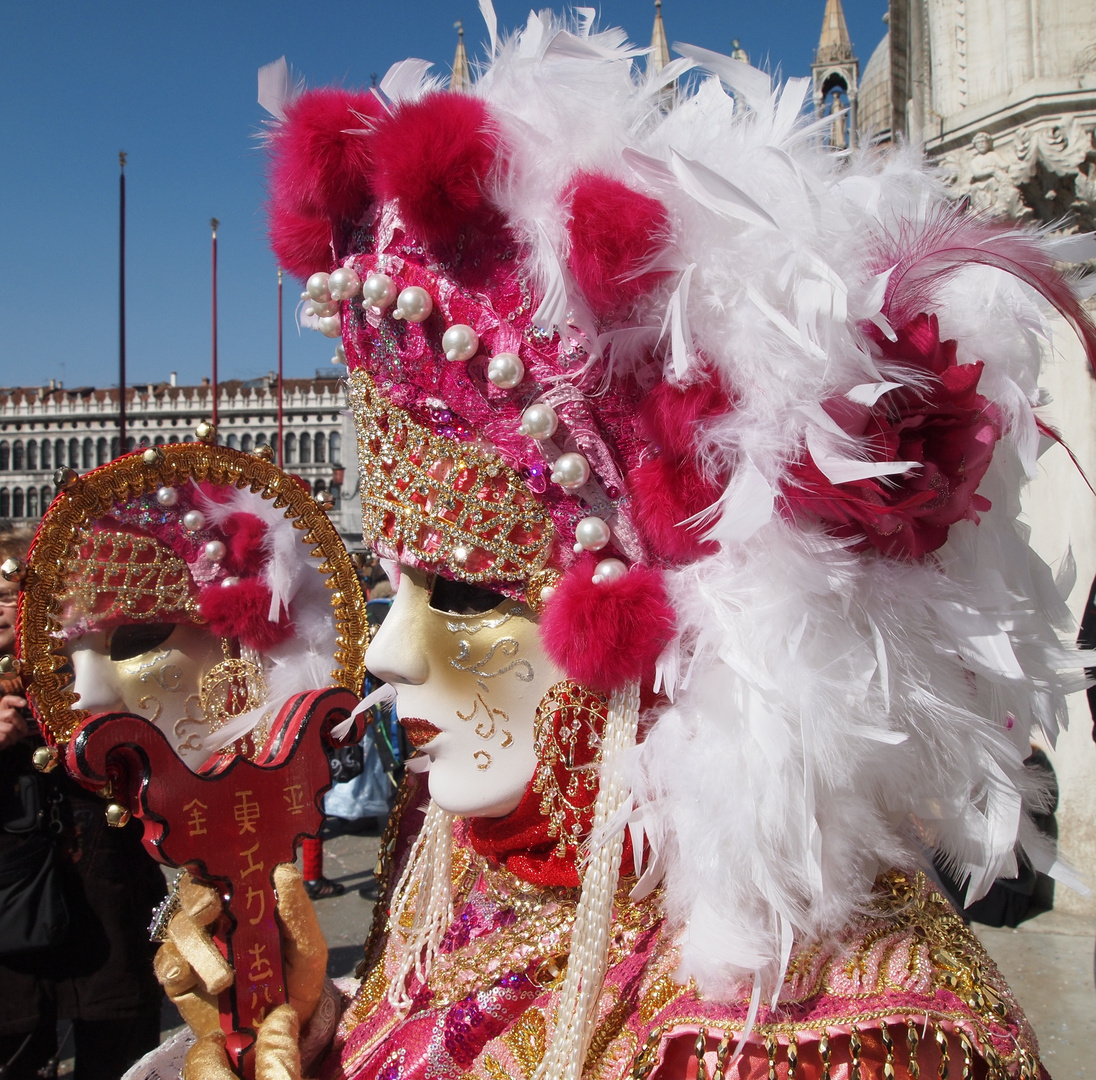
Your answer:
[211,218,219,426]
[118,152,127,456]
[277,268,284,468]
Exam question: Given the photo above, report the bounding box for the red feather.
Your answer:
[269,203,335,281]
[368,92,500,243]
[198,579,294,650]
[878,207,1096,378]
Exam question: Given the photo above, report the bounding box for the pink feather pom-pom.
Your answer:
[198,579,294,651]
[628,458,721,564]
[566,172,671,318]
[269,203,335,282]
[368,92,500,243]
[268,88,382,221]
[539,555,675,692]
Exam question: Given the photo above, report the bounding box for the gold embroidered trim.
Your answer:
[21,442,368,745]
[348,368,555,586]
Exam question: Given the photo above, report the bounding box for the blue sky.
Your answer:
[0,1,887,391]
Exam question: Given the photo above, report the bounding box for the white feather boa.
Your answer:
[383,9,1093,1001]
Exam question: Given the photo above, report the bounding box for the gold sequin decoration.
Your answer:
[502,1006,547,1080]
[349,369,555,588]
[22,442,368,749]
[637,974,687,1025]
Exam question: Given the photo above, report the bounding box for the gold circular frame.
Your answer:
[19,442,368,745]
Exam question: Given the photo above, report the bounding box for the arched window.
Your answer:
[97,438,109,465]
[124,437,135,453]
[40,486,51,513]
[0,443,9,471]
[241,433,254,453]
[54,439,65,469]
[12,441,24,471]
[328,432,341,464]
[226,433,238,450]
[299,433,312,464]
[26,487,38,519]
[313,432,326,464]
[154,435,165,446]
[256,431,268,448]
[12,488,24,518]
[40,441,51,470]
[284,433,297,465]
[68,438,80,469]
[27,441,38,470]
[82,437,94,469]
[139,436,151,449]
[110,437,120,459]
[0,489,9,517]
[313,479,326,496]
[183,435,195,443]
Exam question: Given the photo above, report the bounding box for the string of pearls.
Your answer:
[534,680,641,1080]
[386,800,456,1012]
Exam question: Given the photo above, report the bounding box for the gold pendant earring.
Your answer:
[199,639,268,735]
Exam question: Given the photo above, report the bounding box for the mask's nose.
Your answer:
[69,632,126,713]
[364,568,430,686]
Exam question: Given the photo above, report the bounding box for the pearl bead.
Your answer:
[204,540,226,563]
[517,403,558,440]
[592,558,628,585]
[573,516,610,553]
[156,486,178,507]
[361,272,397,310]
[221,576,240,587]
[487,353,524,389]
[327,266,361,301]
[550,452,590,491]
[392,286,433,322]
[309,299,339,318]
[318,314,342,338]
[441,324,480,363]
[306,272,331,303]
[182,510,206,532]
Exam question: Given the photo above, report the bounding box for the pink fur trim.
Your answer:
[566,172,670,317]
[198,579,294,650]
[221,513,268,577]
[628,458,721,563]
[539,555,675,692]
[269,203,334,282]
[637,377,732,461]
[368,92,500,243]
[268,88,381,221]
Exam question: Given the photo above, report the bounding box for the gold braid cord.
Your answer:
[20,442,369,745]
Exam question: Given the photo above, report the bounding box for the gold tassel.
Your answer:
[849,1026,862,1080]
[934,1024,949,1080]
[957,1029,973,1080]
[713,1032,732,1080]
[765,1033,777,1080]
[881,1023,896,1080]
[694,1028,709,1080]
[906,1020,921,1080]
[786,1034,798,1080]
[819,1032,831,1080]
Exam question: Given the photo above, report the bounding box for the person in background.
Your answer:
[0,527,166,1080]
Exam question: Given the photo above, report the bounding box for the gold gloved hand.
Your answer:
[180,1005,303,1080]
[154,865,328,1053]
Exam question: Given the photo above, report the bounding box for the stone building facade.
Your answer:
[0,373,364,542]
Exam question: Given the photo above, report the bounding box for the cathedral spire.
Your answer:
[450,21,470,92]
[648,0,671,76]
[811,0,859,149]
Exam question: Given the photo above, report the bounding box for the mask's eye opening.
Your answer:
[109,622,175,662]
[428,576,505,615]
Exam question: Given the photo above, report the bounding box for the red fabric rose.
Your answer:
[783,313,1001,559]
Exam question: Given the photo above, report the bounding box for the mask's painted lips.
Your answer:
[400,717,442,748]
